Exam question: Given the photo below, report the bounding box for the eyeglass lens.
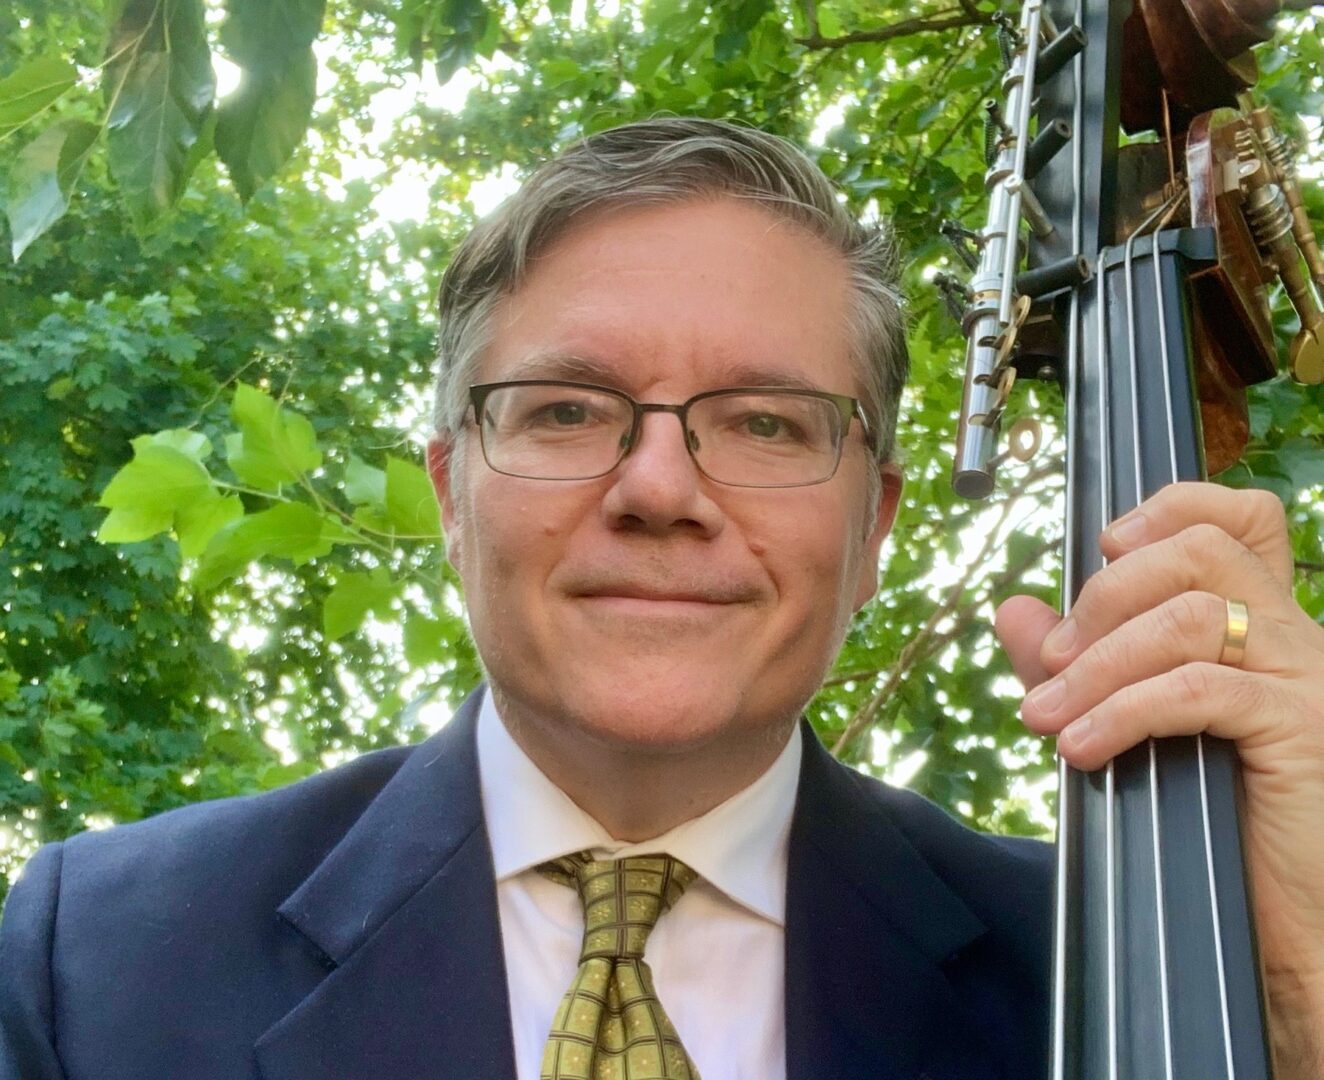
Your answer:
[476,383,845,487]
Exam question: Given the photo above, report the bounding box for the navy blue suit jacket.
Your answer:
[0,690,1052,1078]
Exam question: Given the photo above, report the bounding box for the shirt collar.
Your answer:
[476,688,801,926]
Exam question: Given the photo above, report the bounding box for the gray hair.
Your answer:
[433,116,909,463]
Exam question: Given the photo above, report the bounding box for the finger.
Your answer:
[1054,662,1288,771]
[994,595,1061,689]
[1021,590,1293,736]
[1043,523,1284,671]
[1101,482,1293,588]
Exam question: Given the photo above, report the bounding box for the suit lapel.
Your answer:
[255,689,517,1080]
[784,723,1000,1080]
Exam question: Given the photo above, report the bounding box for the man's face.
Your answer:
[429,198,900,757]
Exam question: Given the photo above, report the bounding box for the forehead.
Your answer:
[480,198,858,394]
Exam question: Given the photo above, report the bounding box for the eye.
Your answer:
[744,413,789,439]
[547,401,587,425]
[523,398,601,428]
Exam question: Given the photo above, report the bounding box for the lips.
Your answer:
[564,573,762,606]
[580,586,736,604]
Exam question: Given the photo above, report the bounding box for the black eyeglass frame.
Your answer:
[468,379,876,488]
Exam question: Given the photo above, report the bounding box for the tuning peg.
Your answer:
[1241,160,1324,384]
[1239,98,1324,294]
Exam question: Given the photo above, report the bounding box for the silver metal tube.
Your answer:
[953,0,1044,499]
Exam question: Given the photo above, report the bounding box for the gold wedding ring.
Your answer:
[1219,599,1250,667]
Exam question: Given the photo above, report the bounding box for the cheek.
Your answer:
[757,505,861,623]
[458,483,576,602]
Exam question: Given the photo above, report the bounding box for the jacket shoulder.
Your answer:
[0,742,421,1079]
[75,742,413,922]
[839,760,1053,929]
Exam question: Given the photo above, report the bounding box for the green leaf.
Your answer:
[175,493,243,558]
[5,119,100,261]
[540,59,582,88]
[96,444,213,543]
[816,6,843,37]
[0,57,78,138]
[1276,438,1324,491]
[214,0,326,201]
[226,382,322,491]
[344,454,386,509]
[404,613,451,667]
[96,503,175,544]
[194,502,335,591]
[433,0,490,84]
[384,456,441,538]
[130,428,213,463]
[323,567,400,640]
[215,52,316,202]
[103,0,216,229]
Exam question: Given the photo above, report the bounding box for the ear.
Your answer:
[426,434,463,568]
[853,462,903,611]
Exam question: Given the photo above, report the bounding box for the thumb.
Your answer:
[994,594,1063,691]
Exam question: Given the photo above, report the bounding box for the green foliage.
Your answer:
[1,0,1321,903]
[5,118,98,259]
[0,57,78,138]
[226,382,323,490]
[103,0,216,228]
[215,0,326,201]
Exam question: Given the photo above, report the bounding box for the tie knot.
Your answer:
[539,853,697,962]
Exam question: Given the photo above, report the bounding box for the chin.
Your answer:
[492,663,744,757]
[570,679,739,754]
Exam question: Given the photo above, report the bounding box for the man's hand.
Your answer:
[995,481,1324,1077]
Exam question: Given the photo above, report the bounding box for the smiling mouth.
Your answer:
[575,595,741,625]
[582,589,733,604]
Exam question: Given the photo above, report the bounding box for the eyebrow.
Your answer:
[500,354,623,385]
[499,354,835,395]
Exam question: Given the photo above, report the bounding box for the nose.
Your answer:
[599,411,725,537]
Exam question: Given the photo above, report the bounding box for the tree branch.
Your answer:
[795,5,994,50]
[1296,560,1324,574]
[830,480,1048,757]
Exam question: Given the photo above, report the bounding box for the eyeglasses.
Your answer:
[468,380,873,488]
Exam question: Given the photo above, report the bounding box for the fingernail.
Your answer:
[1060,714,1094,753]
[1044,617,1077,655]
[1109,511,1147,546]
[1027,676,1066,717]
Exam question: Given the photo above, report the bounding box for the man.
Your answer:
[2,118,1322,1080]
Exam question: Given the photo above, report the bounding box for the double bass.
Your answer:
[945,0,1322,1075]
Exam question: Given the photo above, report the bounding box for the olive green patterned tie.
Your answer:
[537,853,702,1080]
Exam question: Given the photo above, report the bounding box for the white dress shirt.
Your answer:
[476,690,801,1080]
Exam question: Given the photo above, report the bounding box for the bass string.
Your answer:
[1099,224,1117,1080]
[1144,208,1239,1076]
[1049,1,1240,1074]
[1120,189,1236,1076]
[1143,187,1233,1080]
[1141,187,1236,1076]
[1050,0,1084,1069]
[1121,199,1178,1080]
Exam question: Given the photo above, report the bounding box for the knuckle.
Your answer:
[1156,592,1216,642]
[1078,561,1129,616]
[1178,521,1228,558]
[1170,662,1219,707]
[1247,488,1286,529]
